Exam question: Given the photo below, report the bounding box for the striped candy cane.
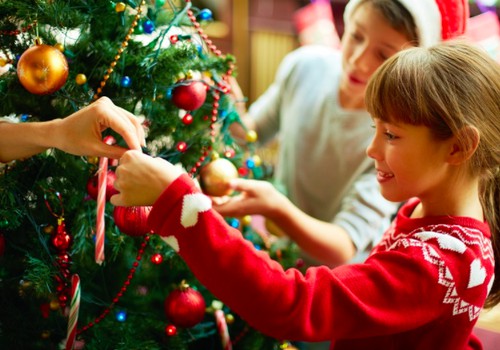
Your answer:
[65,274,81,350]
[215,309,232,350]
[95,136,115,265]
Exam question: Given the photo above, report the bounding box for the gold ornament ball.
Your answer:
[54,43,65,52]
[200,158,238,197]
[252,155,262,166]
[75,73,87,85]
[87,156,99,165]
[245,130,258,143]
[115,2,126,12]
[17,44,69,95]
[225,313,235,325]
[49,299,60,310]
[241,215,252,226]
[43,225,55,235]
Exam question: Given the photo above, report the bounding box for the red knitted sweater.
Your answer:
[148,174,494,349]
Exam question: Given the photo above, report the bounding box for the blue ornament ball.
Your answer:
[197,9,213,21]
[121,76,131,88]
[142,20,155,34]
[116,310,127,322]
[245,158,255,169]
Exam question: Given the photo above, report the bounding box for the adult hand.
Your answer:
[111,150,183,207]
[53,97,145,159]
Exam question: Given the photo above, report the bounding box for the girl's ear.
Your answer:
[447,126,480,165]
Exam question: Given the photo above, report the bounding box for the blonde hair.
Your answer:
[365,41,500,307]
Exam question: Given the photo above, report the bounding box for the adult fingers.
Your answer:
[95,143,129,160]
[116,106,146,148]
[105,107,144,152]
[94,98,144,152]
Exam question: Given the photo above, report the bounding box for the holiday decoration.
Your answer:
[0,1,293,348]
[17,42,69,95]
[165,324,177,336]
[65,274,81,350]
[95,136,116,264]
[86,170,118,201]
[215,309,232,350]
[199,157,239,197]
[113,205,152,236]
[75,73,87,85]
[245,130,258,143]
[151,253,164,265]
[171,80,207,110]
[164,281,206,328]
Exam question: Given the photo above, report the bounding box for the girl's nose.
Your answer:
[366,134,381,160]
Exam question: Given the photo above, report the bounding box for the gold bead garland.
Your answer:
[92,0,146,100]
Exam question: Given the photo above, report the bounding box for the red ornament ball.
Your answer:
[171,80,207,111]
[151,253,164,265]
[86,170,118,201]
[51,233,71,251]
[17,44,69,95]
[164,283,206,328]
[113,206,152,236]
[182,113,194,125]
[165,324,177,336]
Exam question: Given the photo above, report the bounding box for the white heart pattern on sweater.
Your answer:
[181,193,212,228]
[468,258,486,289]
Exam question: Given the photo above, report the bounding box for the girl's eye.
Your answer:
[384,131,398,140]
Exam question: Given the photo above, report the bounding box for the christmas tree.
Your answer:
[0,1,300,349]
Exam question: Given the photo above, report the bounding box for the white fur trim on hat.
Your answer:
[343,0,442,47]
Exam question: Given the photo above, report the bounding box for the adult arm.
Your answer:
[0,97,145,162]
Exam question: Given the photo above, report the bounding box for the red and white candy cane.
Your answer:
[215,309,232,350]
[95,135,116,265]
[65,274,81,350]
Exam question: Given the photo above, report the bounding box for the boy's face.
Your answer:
[340,3,414,102]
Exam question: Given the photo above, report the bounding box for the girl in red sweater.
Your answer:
[112,41,500,349]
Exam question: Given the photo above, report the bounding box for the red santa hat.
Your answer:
[343,0,469,47]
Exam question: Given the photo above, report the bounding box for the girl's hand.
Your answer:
[212,178,286,219]
[111,150,183,207]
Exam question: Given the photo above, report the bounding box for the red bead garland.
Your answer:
[76,234,151,335]
[181,0,235,177]
[74,0,236,338]
[0,20,37,36]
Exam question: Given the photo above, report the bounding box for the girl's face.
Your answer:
[340,3,414,104]
[366,118,455,206]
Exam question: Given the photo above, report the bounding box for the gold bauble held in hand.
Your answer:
[17,43,69,95]
[199,158,238,197]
